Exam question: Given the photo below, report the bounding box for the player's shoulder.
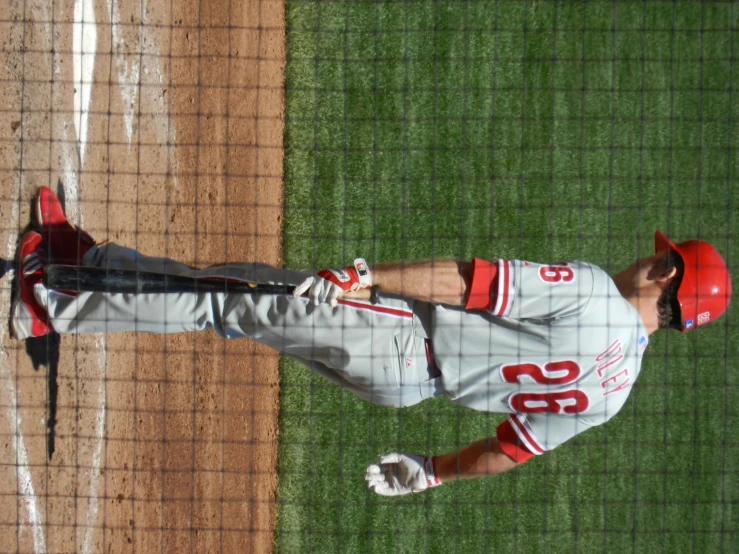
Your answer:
[514,259,599,280]
[581,265,647,343]
[571,261,613,290]
[568,260,605,274]
[517,259,600,294]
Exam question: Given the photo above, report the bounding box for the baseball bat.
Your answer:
[43,264,376,301]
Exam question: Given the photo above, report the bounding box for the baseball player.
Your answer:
[11,187,732,496]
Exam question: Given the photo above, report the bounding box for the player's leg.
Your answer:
[225,290,440,407]
[285,338,443,409]
[32,240,441,406]
[32,240,311,334]
[20,187,443,406]
[11,187,95,338]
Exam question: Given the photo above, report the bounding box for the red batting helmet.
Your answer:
[654,230,732,332]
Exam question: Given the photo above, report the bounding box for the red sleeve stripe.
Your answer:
[504,261,515,316]
[465,258,498,311]
[424,456,442,487]
[493,260,515,317]
[508,414,545,455]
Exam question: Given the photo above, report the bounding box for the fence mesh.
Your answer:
[279,1,736,552]
[2,0,284,551]
[1,1,736,553]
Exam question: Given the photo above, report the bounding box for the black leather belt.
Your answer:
[425,339,441,379]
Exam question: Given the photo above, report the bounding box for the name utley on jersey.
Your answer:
[431,259,649,459]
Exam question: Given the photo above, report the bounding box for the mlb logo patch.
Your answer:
[685,319,694,329]
[330,268,351,282]
[638,336,648,352]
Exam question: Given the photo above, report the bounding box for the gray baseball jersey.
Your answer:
[34,245,648,462]
[432,258,648,461]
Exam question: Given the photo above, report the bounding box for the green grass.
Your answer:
[277,1,738,552]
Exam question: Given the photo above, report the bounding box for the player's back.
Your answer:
[431,261,648,424]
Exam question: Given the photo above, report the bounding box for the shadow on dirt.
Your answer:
[25,333,61,460]
[5,184,66,460]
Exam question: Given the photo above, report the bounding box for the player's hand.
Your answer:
[292,258,372,307]
[365,453,441,496]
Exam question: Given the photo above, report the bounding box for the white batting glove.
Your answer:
[293,258,372,307]
[365,453,442,496]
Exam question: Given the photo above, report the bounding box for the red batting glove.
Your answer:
[292,258,372,307]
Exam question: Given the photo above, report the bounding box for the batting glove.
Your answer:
[365,453,442,496]
[292,258,372,307]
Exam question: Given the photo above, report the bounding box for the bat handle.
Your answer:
[340,285,379,303]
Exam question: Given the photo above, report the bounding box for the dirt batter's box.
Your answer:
[0,0,285,551]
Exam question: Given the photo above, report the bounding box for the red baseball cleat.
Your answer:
[10,231,52,339]
[35,186,95,265]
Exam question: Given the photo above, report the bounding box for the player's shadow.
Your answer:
[7,281,61,461]
[0,258,13,280]
[25,333,60,460]
[4,184,65,460]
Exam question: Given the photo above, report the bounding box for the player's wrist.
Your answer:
[424,456,442,488]
[318,258,373,292]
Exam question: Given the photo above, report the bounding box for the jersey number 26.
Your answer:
[501,361,589,415]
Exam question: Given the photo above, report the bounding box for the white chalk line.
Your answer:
[73,0,97,166]
[107,0,140,146]
[107,0,179,193]
[0,356,47,554]
[82,335,106,554]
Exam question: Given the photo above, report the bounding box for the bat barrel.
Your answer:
[43,265,290,294]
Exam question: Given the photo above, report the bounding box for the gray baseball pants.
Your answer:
[34,243,444,407]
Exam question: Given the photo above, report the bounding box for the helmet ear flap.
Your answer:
[666,278,684,332]
[657,250,684,331]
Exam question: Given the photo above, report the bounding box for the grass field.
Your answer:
[277,1,738,552]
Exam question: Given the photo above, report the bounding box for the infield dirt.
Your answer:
[0,0,284,552]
